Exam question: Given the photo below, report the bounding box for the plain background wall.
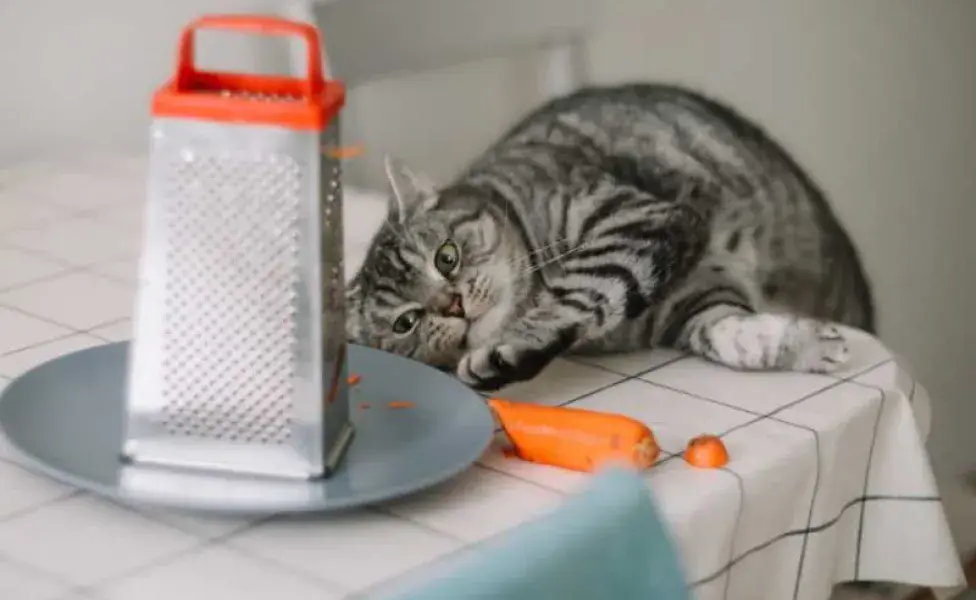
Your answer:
[1,0,974,550]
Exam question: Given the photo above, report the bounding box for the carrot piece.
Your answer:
[684,434,729,469]
[358,402,371,410]
[487,398,660,473]
[323,143,366,160]
[347,373,361,386]
[388,401,415,409]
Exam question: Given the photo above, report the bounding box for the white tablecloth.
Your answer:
[340,181,967,600]
[0,157,965,600]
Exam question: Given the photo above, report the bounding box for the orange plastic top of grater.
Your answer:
[151,14,345,131]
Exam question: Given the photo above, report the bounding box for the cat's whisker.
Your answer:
[518,241,591,276]
[507,237,578,270]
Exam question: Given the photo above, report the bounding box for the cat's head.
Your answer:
[345,156,521,368]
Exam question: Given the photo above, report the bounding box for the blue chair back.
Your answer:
[385,467,689,600]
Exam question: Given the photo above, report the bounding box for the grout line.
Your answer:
[690,494,942,588]
[854,387,888,580]
[0,239,81,266]
[368,503,468,544]
[824,358,896,385]
[707,358,890,441]
[0,301,93,339]
[0,487,83,526]
[0,300,132,357]
[628,377,825,448]
[0,546,82,593]
[563,353,690,380]
[70,508,350,597]
[212,517,360,593]
[0,267,80,295]
[81,317,131,342]
[0,218,66,238]
[635,375,829,599]
[719,466,746,600]
[687,364,921,593]
[555,354,689,409]
[475,461,573,495]
[77,264,138,287]
[792,424,822,600]
[0,328,100,362]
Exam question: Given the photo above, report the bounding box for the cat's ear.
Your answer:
[384,154,436,222]
[344,280,364,342]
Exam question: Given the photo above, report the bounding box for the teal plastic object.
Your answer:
[385,467,689,600]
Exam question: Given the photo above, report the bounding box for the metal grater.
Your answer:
[123,14,352,480]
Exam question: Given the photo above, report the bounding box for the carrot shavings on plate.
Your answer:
[347,373,361,386]
[387,401,415,409]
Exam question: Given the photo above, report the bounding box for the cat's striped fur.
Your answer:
[346,83,875,391]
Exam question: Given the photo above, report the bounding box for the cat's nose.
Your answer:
[441,293,466,319]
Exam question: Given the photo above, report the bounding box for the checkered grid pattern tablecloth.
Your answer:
[0,158,965,600]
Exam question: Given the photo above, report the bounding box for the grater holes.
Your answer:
[157,150,301,444]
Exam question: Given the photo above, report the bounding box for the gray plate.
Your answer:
[0,342,494,515]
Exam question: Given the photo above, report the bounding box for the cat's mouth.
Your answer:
[446,293,466,319]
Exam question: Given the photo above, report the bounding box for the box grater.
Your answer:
[123,14,353,480]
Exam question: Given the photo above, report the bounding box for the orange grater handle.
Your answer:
[175,14,325,100]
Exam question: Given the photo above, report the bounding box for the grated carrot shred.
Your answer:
[323,144,366,160]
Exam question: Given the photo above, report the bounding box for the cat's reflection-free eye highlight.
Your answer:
[434,240,461,276]
[392,309,424,334]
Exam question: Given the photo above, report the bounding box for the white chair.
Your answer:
[282,0,597,278]
[285,0,595,99]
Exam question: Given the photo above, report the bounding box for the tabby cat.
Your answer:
[345,83,875,392]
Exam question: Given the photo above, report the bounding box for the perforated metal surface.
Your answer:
[156,149,302,445]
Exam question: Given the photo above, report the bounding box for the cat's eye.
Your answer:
[392,309,424,335]
[434,240,461,277]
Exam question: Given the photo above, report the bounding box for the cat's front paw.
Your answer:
[456,343,552,392]
[789,320,851,373]
[699,314,852,374]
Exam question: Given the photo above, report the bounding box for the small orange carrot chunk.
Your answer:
[388,401,415,409]
[347,373,361,386]
[487,398,659,473]
[323,144,366,160]
[684,434,729,469]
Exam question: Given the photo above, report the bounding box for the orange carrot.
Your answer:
[323,144,366,160]
[487,398,660,473]
[347,373,361,386]
[684,434,729,469]
[387,401,415,409]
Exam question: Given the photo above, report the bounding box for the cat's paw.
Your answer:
[456,343,553,392]
[788,320,851,373]
[701,314,851,373]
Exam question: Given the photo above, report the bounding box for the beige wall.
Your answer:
[1,0,973,544]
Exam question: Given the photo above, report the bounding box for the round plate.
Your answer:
[0,342,494,514]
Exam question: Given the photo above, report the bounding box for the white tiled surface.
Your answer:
[0,158,963,599]
[98,545,345,600]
